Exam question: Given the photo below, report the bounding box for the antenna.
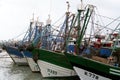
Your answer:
[66,1,70,12]
[32,13,34,21]
[78,0,84,10]
[80,0,83,9]
[30,13,34,23]
[46,14,51,25]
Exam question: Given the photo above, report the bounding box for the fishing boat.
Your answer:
[65,41,120,80]
[31,2,77,78]
[34,48,76,78]
[23,19,43,72]
[4,17,36,65]
[35,26,77,77]
[5,45,28,65]
[23,50,40,72]
[64,1,120,80]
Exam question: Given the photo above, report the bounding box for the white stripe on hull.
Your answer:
[73,66,111,80]
[26,57,40,72]
[9,54,28,65]
[37,60,76,77]
[110,68,120,76]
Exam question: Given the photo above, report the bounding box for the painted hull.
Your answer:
[9,54,28,65]
[23,51,40,72]
[37,60,76,77]
[33,49,77,78]
[26,57,40,72]
[74,66,111,80]
[5,46,28,65]
[65,53,120,80]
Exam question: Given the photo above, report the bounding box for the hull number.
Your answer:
[47,69,57,75]
[84,71,99,80]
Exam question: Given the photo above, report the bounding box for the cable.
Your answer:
[11,31,27,40]
[95,13,120,22]
[51,14,65,25]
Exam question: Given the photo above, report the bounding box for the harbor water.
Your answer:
[0,50,79,80]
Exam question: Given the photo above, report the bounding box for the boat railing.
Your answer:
[80,46,120,67]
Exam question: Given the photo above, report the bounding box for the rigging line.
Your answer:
[11,31,27,40]
[95,13,120,21]
[94,12,110,35]
[95,7,120,32]
[95,7,106,29]
[88,21,120,35]
[51,16,74,33]
[89,21,114,31]
[95,7,105,30]
[103,16,120,28]
[95,16,120,33]
[50,15,66,33]
[51,14,65,25]
[51,12,75,26]
[52,16,73,29]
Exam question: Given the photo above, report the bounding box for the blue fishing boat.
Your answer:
[5,45,27,65]
[4,17,35,65]
[23,19,43,72]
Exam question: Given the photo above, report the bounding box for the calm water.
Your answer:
[0,50,79,80]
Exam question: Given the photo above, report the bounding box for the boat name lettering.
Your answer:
[47,69,57,75]
[84,71,99,80]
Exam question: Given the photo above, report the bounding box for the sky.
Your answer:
[0,0,120,41]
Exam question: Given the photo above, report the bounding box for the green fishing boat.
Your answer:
[64,1,120,80]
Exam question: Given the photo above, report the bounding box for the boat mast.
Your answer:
[63,1,70,51]
[77,4,94,48]
[29,13,34,42]
[76,0,85,48]
[22,13,34,44]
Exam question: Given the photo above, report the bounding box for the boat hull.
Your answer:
[33,49,76,78]
[65,53,120,80]
[23,51,40,72]
[9,54,28,65]
[37,60,76,77]
[74,66,111,80]
[5,46,28,65]
[26,58,40,72]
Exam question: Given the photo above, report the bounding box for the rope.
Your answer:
[94,7,120,33]
[96,13,120,22]
[94,16,120,34]
[11,31,27,40]
[51,14,65,25]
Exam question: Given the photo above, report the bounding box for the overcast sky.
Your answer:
[0,0,120,40]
